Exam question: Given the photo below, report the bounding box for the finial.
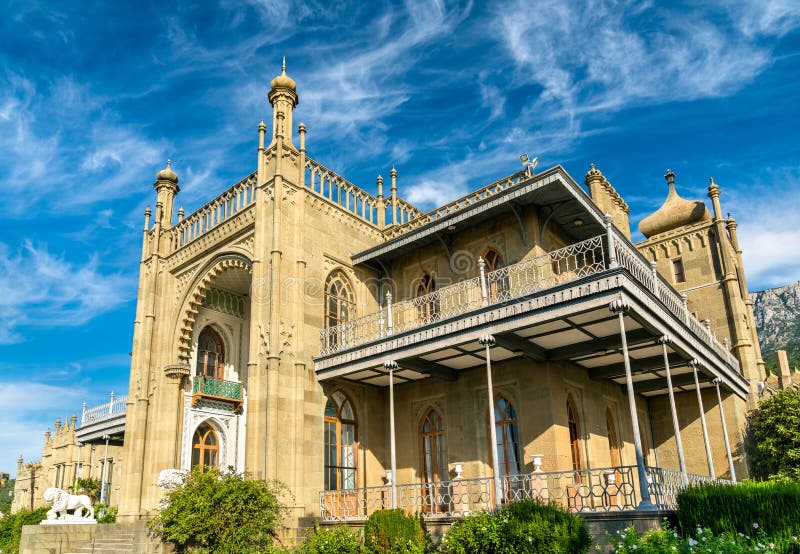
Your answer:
[664,169,675,185]
[709,177,715,185]
[166,159,171,168]
[282,56,286,73]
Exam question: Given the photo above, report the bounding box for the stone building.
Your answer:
[111,63,762,535]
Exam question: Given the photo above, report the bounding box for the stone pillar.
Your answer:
[777,350,793,389]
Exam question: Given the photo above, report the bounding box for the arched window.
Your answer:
[196,326,225,379]
[482,248,508,301]
[325,271,354,348]
[493,395,522,478]
[420,408,448,513]
[567,395,583,471]
[415,273,438,324]
[192,422,219,471]
[605,408,621,467]
[324,391,357,491]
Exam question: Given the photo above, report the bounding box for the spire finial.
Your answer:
[282,56,286,73]
[664,168,675,187]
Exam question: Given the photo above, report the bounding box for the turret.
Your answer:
[268,58,298,146]
[153,160,180,227]
[585,164,631,239]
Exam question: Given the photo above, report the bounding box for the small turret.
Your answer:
[153,160,180,228]
[268,58,299,146]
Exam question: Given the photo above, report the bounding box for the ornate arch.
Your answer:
[174,254,252,365]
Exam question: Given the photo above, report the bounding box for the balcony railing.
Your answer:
[319,236,606,356]
[320,465,730,521]
[81,393,127,427]
[191,376,243,409]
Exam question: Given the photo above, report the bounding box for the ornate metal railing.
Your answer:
[646,467,729,510]
[81,393,127,426]
[320,466,638,521]
[192,376,243,402]
[169,172,257,250]
[319,236,607,356]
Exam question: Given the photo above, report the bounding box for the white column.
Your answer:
[713,378,737,482]
[605,214,618,269]
[479,334,502,509]
[609,299,654,509]
[384,360,398,508]
[100,434,110,504]
[478,257,489,307]
[690,360,715,479]
[659,336,688,486]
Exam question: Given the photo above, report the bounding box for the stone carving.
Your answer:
[42,487,95,522]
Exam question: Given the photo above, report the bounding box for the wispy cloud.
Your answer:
[0,241,133,344]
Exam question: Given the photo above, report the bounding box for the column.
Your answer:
[690,360,715,479]
[659,336,688,486]
[384,360,398,509]
[479,334,502,509]
[609,299,654,509]
[713,378,737,482]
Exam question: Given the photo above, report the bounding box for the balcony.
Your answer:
[76,392,127,444]
[319,465,724,521]
[191,376,243,411]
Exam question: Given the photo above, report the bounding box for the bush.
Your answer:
[71,477,101,504]
[677,480,800,542]
[363,509,425,554]
[0,507,49,554]
[441,499,591,553]
[94,503,118,524]
[299,525,363,554]
[149,467,289,553]
[748,388,800,480]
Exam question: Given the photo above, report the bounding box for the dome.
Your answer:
[270,58,296,91]
[638,170,711,238]
[156,160,178,183]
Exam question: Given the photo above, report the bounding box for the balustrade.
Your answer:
[81,394,127,427]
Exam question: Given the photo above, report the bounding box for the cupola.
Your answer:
[638,170,711,238]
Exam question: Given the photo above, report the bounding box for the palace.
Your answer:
[13,63,766,539]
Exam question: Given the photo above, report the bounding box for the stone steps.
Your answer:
[64,533,135,554]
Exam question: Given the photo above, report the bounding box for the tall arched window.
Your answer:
[605,408,621,467]
[192,422,219,471]
[325,271,354,348]
[324,391,357,491]
[493,395,522,478]
[196,326,225,379]
[420,408,448,513]
[482,248,508,301]
[415,273,438,324]
[567,395,583,471]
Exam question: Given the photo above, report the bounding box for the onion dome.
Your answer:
[638,169,711,238]
[270,57,296,91]
[156,160,178,184]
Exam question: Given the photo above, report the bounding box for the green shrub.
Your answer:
[94,503,118,524]
[441,499,591,553]
[0,507,49,554]
[298,525,363,554]
[149,467,289,553]
[363,509,424,554]
[677,480,800,552]
[748,387,800,480]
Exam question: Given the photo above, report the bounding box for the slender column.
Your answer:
[713,378,737,482]
[609,299,654,509]
[478,257,489,306]
[100,434,110,504]
[605,214,618,269]
[386,291,394,335]
[479,335,502,509]
[659,336,688,486]
[384,360,398,508]
[690,360,715,478]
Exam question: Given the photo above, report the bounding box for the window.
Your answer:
[605,408,621,467]
[567,395,583,471]
[196,326,225,379]
[415,273,438,323]
[325,270,355,347]
[192,423,220,471]
[482,248,508,301]
[420,408,448,513]
[672,258,686,283]
[493,395,521,478]
[324,391,357,491]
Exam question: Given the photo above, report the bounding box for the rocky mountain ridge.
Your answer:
[751,280,800,371]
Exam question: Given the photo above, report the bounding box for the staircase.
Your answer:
[65,531,134,554]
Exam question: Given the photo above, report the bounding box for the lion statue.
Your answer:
[43,487,94,520]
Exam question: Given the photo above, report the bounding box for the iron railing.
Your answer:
[81,393,127,426]
[320,466,638,521]
[646,466,726,510]
[319,236,607,356]
[192,376,243,401]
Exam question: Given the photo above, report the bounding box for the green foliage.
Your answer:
[363,509,425,554]
[748,388,800,480]
[0,478,13,515]
[70,477,101,504]
[677,481,800,550]
[607,523,800,554]
[94,503,118,524]
[298,526,363,554]
[0,507,49,554]
[149,467,289,554]
[441,500,590,554]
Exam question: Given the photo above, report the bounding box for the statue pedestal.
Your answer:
[41,517,97,525]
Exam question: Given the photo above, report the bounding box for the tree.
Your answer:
[70,477,101,504]
[748,387,800,480]
[149,468,289,553]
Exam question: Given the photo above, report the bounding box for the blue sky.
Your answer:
[1,0,799,477]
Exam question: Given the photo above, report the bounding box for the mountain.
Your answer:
[751,281,800,373]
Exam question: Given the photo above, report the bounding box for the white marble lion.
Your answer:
[43,487,94,520]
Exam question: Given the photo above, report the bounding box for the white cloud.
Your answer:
[0,241,133,344]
